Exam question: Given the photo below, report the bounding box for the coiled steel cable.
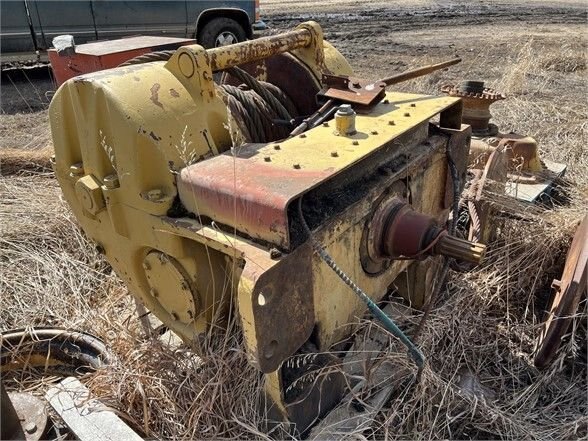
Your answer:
[119,50,299,143]
[118,49,176,67]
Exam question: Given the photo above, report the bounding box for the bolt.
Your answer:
[70,162,84,177]
[388,120,395,126]
[371,130,379,135]
[322,122,329,127]
[264,156,271,162]
[410,103,416,107]
[404,112,411,117]
[383,99,390,104]
[293,163,301,169]
[331,151,339,157]
[337,103,354,115]
[352,81,361,88]
[103,174,120,190]
[24,422,37,434]
[299,133,307,138]
[146,188,163,201]
[269,248,282,259]
[352,140,359,146]
[274,144,281,150]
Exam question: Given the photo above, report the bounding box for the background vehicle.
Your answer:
[0,0,265,56]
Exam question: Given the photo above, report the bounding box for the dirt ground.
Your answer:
[1,1,587,439]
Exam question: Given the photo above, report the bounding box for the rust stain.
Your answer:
[169,88,180,98]
[150,83,163,108]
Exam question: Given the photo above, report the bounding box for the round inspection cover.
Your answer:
[143,251,200,324]
[534,215,588,368]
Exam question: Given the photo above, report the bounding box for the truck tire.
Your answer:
[198,17,246,48]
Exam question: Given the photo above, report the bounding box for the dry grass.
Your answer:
[1,22,586,441]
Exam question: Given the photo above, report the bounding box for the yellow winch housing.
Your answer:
[50,22,473,432]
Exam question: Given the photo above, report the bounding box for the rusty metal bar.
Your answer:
[379,57,461,86]
[208,28,313,72]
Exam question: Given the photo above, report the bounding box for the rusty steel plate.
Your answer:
[7,392,49,441]
[320,74,386,107]
[177,92,461,249]
[535,215,588,368]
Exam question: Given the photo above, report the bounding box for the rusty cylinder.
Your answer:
[376,199,485,264]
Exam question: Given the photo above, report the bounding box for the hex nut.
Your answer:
[103,174,120,190]
[75,175,105,215]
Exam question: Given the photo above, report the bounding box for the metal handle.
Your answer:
[208,28,313,72]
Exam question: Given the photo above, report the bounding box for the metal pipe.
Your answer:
[379,57,462,86]
[208,28,313,72]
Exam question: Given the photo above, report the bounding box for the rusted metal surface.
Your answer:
[222,53,321,116]
[368,198,485,264]
[208,28,312,72]
[1,385,48,441]
[248,242,315,373]
[48,36,196,86]
[535,215,588,368]
[379,199,436,258]
[464,146,508,243]
[320,74,386,107]
[380,57,461,86]
[441,81,505,136]
[178,144,330,250]
[1,383,24,440]
[177,93,463,249]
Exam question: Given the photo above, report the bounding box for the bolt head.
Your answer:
[388,120,395,126]
[404,112,411,117]
[331,151,339,157]
[293,164,301,169]
[410,103,416,107]
[150,288,158,298]
[269,248,282,259]
[146,189,163,201]
[371,130,379,135]
[24,422,37,434]
[103,174,120,190]
[322,122,329,127]
[264,156,271,162]
[171,312,179,321]
[383,99,390,104]
[274,144,281,150]
[352,140,359,146]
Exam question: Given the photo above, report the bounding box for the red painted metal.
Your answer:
[178,144,332,249]
[48,35,196,86]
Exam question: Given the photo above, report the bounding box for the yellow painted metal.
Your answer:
[252,94,458,171]
[49,21,353,346]
[49,20,468,430]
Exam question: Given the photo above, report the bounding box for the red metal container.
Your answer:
[48,35,196,86]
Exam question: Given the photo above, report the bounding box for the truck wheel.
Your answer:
[198,17,246,48]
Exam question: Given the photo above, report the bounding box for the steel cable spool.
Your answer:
[119,51,300,144]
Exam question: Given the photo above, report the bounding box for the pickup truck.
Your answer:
[1,0,266,57]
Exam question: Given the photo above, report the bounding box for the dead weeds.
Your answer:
[0,13,586,440]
